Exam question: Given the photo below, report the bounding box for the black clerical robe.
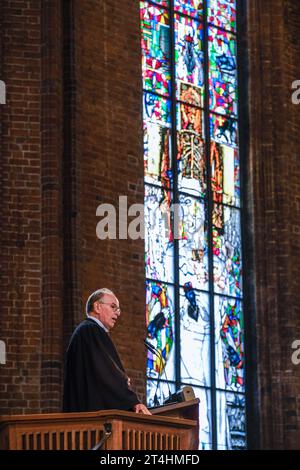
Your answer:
[63,318,140,412]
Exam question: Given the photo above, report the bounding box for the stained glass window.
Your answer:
[141,0,246,449]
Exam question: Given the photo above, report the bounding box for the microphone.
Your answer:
[144,339,172,406]
[144,339,158,356]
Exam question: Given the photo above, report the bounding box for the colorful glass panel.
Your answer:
[207,0,236,32]
[178,82,203,107]
[174,0,203,19]
[144,90,171,123]
[178,195,209,291]
[145,185,174,282]
[150,0,169,7]
[144,93,172,187]
[177,101,206,197]
[180,288,210,386]
[210,113,238,147]
[215,296,244,392]
[209,27,237,117]
[216,392,246,449]
[177,101,204,136]
[146,281,175,382]
[175,14,204,103]
[210,141,240,206]
[140,2,171,96]
[212,205,242,297]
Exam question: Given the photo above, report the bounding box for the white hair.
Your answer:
[85,288,115,315]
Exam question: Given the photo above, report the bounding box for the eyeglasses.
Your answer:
[98,301,121,313]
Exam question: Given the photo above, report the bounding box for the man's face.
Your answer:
[95,293,121,331]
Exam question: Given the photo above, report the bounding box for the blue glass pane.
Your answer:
[209,27,237,117]
[210,113,238,148]
[213,205,242,297]
[141,2,171,96]
[215,296,244,392]
[207,0,236,32]
[144,93,172,188]
[144,90,171,123]
[216,392,246,449]
[177,103,206,198]
[211,141,240,207]
[175,14,204,104]
[180,288,210,387]
[146,281,175,382]
[145,185,174,282]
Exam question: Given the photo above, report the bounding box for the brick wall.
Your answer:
[40,0,64,413]
[0,0,43,414]
[248,0,300,449]
[0,0,300,449]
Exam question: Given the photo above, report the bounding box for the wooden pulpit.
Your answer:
[0,399,199,450]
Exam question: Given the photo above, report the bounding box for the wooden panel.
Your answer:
[121,428,181,450]
[0,406,198,450]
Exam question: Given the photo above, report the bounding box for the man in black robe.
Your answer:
[63,288,151,414]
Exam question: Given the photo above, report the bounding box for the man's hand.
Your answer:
[134,403,152,415]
